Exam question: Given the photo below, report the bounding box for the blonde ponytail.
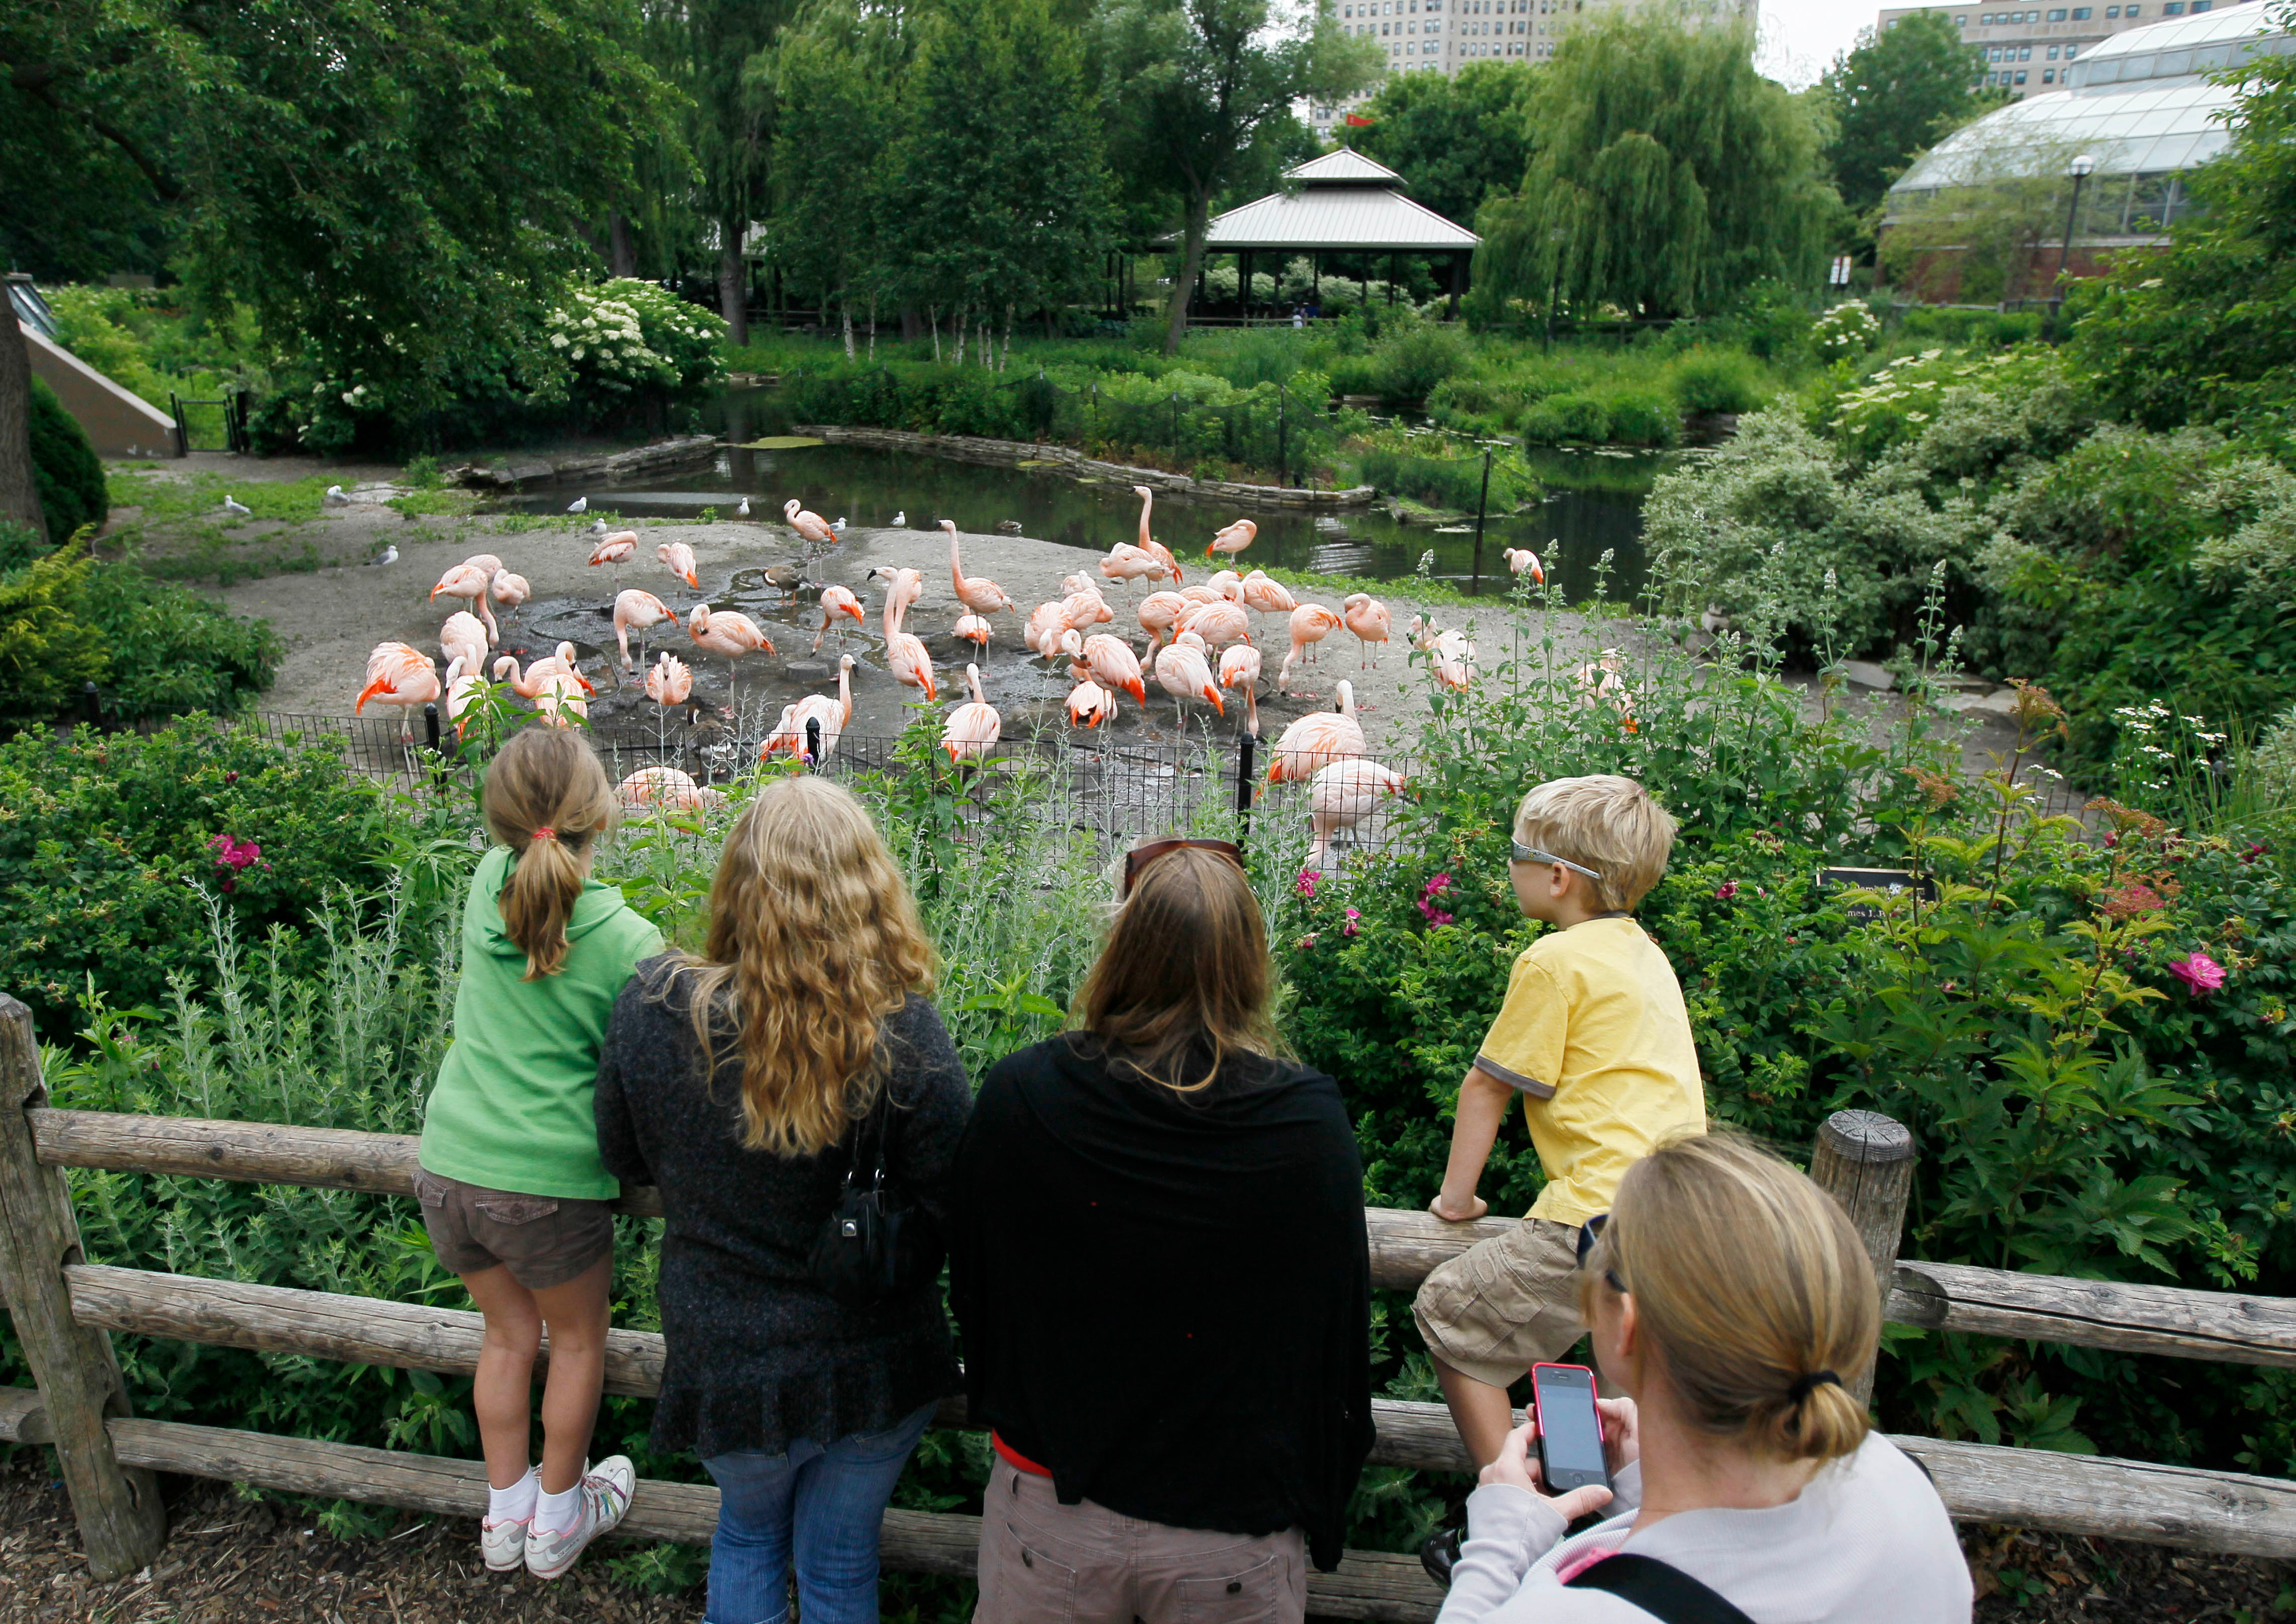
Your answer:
[482,727,615,979]
[1583,1133,1877,1463]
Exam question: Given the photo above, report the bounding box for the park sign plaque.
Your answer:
[1816,866,1938,925]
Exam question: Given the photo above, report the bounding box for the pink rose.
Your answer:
[2168,950,2226,995]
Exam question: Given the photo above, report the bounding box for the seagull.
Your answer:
[567,496,588,514]
[586,517,607,537]
[222,494,251,517]
[831,516,848,535]
[324,484,350,507]
[736,496,750,517]
[892,510,906,526]
[366,545,398,566]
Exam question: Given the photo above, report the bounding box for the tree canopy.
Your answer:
[1349,60,1538,227]
[1474,13,1838,320]
[1096,0,1381,351]
[1819,13,1998,220]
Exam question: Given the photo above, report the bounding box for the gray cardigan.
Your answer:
[595,962,971,1460]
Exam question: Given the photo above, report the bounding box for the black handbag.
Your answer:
[807,1085,943,1306]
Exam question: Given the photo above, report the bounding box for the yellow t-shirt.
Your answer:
[1473,916,1705,1225]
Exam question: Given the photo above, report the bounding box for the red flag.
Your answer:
[1344,112,1374,126]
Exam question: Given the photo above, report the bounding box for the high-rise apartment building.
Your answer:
[1307,0,1754,139]
[1873,0,2263,98]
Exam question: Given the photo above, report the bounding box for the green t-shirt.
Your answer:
[418,845,663,1200]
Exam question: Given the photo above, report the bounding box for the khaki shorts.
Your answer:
[974,1456,1306,1624]
[415,1170,614,1291]
[1413,1216,1587,1390]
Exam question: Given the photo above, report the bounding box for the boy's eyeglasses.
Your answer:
[1511,842,1604,883]
[1575,1211,1626,1292]
[1122,838,1244,899]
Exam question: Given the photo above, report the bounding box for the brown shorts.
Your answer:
[414,1170,614,1290]
[1412,1215,1587,1390]
[974,1456,1306,1624]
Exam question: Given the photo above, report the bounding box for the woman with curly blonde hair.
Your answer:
[595,775,969,1624]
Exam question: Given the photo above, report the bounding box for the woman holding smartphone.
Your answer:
[1436,1134,1971,1623]
[949,838,1374,1624]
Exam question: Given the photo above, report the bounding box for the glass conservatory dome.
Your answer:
[1888,4,2291,231]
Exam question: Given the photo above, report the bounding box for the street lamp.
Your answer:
[2049,152,2097,337]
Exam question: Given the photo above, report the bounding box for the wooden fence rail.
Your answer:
[6,993,2296,1617]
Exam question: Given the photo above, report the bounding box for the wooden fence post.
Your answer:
[1808,1109,1916,1407]
[0,996,166,1578]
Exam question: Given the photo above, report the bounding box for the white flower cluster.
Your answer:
[540,279,726,393]
[1812,300,1882,361]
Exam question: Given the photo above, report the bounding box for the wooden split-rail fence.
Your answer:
[4,997,2295,1620]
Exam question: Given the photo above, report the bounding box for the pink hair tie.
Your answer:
[531,827,557,842]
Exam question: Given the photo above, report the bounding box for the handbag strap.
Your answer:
[1563,1554,1759,1624]
[838,1083,894,1195]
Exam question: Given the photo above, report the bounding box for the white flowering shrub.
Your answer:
[1812,300,1881,362]
[543,278,725,396]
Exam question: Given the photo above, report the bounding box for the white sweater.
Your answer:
[1436,1434,1973,1624]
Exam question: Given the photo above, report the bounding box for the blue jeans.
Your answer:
[701,1403,935,1624]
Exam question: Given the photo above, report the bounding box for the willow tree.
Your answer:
[1476,13,1836,320]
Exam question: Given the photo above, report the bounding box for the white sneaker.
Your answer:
[523,1456,635,1580]
[480,1514,530,1572]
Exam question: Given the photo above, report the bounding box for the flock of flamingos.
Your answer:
[354,486,1538,862]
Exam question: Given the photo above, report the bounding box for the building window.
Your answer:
[2048,5,2066,15]
[2072,5,2090,13]
[2015,67,2028,79]
[2044,66,2055,78]
[2127,5,2139,14]
[2048,43,2059,55]
[2163,2,2182,12]
[1956,13,1968,22]
[2019,44,2032,56]
[2193,0,2211,9]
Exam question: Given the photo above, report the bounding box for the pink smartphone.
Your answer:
[1531,1362,1611,1495]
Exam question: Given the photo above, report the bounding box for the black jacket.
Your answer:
[948,1034,1374,1571]
[595,965,970,1460]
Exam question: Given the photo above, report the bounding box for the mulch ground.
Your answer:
[0,1454,2287,1622]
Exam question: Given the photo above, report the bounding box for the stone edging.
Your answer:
[791,425,1379,511]
[452,435,721,490]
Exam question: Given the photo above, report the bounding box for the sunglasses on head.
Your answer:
[1122,838,1245,900]
[1511,842,1604,883]
[1575,1211,1626,1292]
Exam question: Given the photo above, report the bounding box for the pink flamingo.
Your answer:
[613,589,680,672]
[492,642,597,699]
[1137,590,1186,658]
[1058,587,1113,633]
[1100,543,1165,594]
[868,566,925,626]
[1024,601,1069,659]
[814,585,867,653]
[688,605,775,709]
[1573,649,1638,730]
[439,611,489,676]
[954,614,992,651]
[1409,615,1476,693]
[1067,680,1115,729]
[1131,485,1184,585]
[1504,547,1545,584]
[1239,570,1297,638]
[878,579,937,703]
[1153,631,1225,727]
[489,569,531,626]
[1267,680,1367,782]
[645,651,694,707]
[1206,569,1244,602]
[784,499,837,547]
[616,767,724,813]
[1277,603,1344,692]
[429,565,498,641]
[1079,633,1148,708]
[763,654,855,762]
[1307,759,1406,869]
[443,656,484,740]
[1179,599,1252,652]
[462,553,504,578]
[941,663,1003,764]
[945,521,1015,618]
[589,531,638,587]
[1341,593,1391,670]
[356,643,441,741]
[657,541,699,590]
[1206,518,1256,561]
[1219,644,1263,736]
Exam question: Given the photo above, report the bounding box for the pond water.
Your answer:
[499,396,1667,602]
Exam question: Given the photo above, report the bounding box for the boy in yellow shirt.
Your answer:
[1415,774,1705,1496]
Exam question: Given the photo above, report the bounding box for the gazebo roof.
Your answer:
[1192,149,1479,253]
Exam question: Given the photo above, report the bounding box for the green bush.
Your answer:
[1602,390,1681,448]
[92,567,284,718]
[1519,391,1609,444]
[29,375,106,541]
[0,717,395,1039]
[0,539,110,716]
[1669,351,1764,415]
[1370,325,1471,403]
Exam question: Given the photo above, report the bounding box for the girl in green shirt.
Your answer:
[416,726,663,1581]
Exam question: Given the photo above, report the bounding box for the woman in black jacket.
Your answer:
[949,839,1374,1624]
[595,776,969,1624]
